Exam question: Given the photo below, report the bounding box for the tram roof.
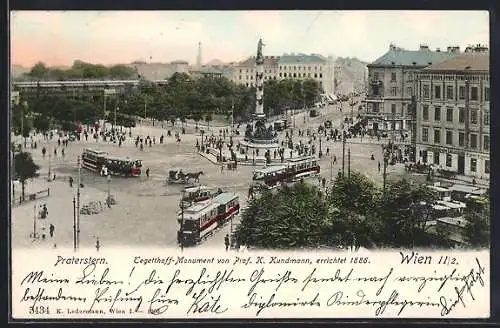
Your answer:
[107,156,140,162]
[450,184,486,194]
[437,200,466,209]
[184,185,214,192]
[287,156,316,163]
[213,192,237,204]
[427,185,450,192]
[254,165,287,174]
[84,148,107,155]
[437,216,467,228]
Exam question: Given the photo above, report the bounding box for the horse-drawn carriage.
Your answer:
[167,170,204,185]
[436,169,457,179]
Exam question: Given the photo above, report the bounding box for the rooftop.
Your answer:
[369,49,459,67]
[213,192,238,205]
[278,54,327,64]
[423,54,489,72]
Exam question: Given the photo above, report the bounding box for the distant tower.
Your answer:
[196,42,202,67]
[254,38,265,118]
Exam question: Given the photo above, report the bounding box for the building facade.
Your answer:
[230,53,335,96]
[364,44,460,133]
[415,52,489,179]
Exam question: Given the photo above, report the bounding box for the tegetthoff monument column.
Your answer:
[254,38,266,119]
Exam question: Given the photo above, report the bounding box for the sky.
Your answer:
[11,10,489,67]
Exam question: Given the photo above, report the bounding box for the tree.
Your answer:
[462,206,490,248]
[328,171,378,216]
[29,62,48,78]
[14,152,40,202]
[235,182,328,249]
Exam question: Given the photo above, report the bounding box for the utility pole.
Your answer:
[180,191,185,251]
[330,160,333,182]
[342,134,346,177]
[76,155,81,250]
[48,141,52,182]
[103,94,107,122]
[32,204,37,239]
[73,197,77,251]
[348,147,351,179]
[114,105,118,133]
[231,99,234,137]
[383,157,388,194]
[21,101,26,149]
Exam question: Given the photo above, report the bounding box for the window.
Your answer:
[373,72,379,80]
[446,86,454,99]
[239,69,242,73]
[446,130,453,145]
[484,87,490,101]
[434,85,441,99]
[459,86,465,99]
[446,107,453,122]
[239,75,242,80]
[407,87,412,96]
[422,105,429,121]
[459,132,465,147]
[423,85,430,98]
[484,112,490,125]
[319,73,323,78]
[485,160,490,174]
[391,104,396,115]
[422,128,429,142]
[483,135,490,150]
[391,87,397,96]
[446,154,452,167]
[470,109,478,124]
[314,73,318,78]
[284,73,287,77]
[279,73,282,77]
[470,158,477,172]
[470,133,477,149]
[391,72,396,81]
[293,73,297,78]
[434,151,440,165]
[471,87,478,101]
[458,108,465,123]
[434,106,441,121]
[434,129,441,144]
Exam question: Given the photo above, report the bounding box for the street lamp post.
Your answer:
[179,190,185,251]
[73,197,77,251]
[22,101,28,149]
[48,142,52,182]
[319,137,322,158]
[341,134,346,177]
[107,174,111,201]
[76,155,81,250]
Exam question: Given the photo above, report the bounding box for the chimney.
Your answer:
[436,48,441,52]
[448,46,460,53]
[389,43,397,51]
[419,44,429,51]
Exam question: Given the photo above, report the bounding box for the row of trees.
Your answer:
[13,72,323,135]
[25,60,137,80]
[235,172,490,249]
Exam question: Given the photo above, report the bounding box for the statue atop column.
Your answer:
[256,38,264,65]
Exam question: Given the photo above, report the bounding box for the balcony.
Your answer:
[365,95,384,103]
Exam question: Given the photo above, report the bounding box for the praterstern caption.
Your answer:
[12,249,489,319]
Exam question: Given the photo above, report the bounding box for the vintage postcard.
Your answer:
[9,10,490,320]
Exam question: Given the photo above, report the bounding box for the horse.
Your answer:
[186,171,204,183]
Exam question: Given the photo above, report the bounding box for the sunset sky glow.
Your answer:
[11,10,489,67]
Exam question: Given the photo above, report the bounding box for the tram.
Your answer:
[177,192,239,246]
[81,148,142,177]
[252,156,320,189]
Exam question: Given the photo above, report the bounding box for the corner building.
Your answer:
[415,53,490,180]
[364,45,460,134]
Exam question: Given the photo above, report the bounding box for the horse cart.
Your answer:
[167,170,204,185]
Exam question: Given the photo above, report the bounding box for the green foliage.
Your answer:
[25,60,136,80]
[236,171,459,250]
[235,182,327,249]
[462,205,490,248]
[14,152,40,201]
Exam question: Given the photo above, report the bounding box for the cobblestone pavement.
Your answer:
[12,99,407,250]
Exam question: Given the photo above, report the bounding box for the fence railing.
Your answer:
[12,188,50,207]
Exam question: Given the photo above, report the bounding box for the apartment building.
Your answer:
[230,54,336,96]
[415,52,489,179]
[364,44,460,133]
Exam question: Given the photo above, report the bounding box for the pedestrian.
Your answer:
[378,161,381,172]
[333,155,337,164]
[140,143,144,151]
[221,164,224,174]
[224,234,230,251]
[146,168,150,178]
[54,148,57,156]
[41,204,48,219]
[42,147,46,158]
[69,176,74,187]
[49,224,55,238]
[58,139,61,146]
[62,148,65,157]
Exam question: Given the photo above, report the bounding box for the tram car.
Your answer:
[251,156,320,188]
[177,192,239,246]
[181,185,223,207]
[106,156,142,177]
[81,148,142,177]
